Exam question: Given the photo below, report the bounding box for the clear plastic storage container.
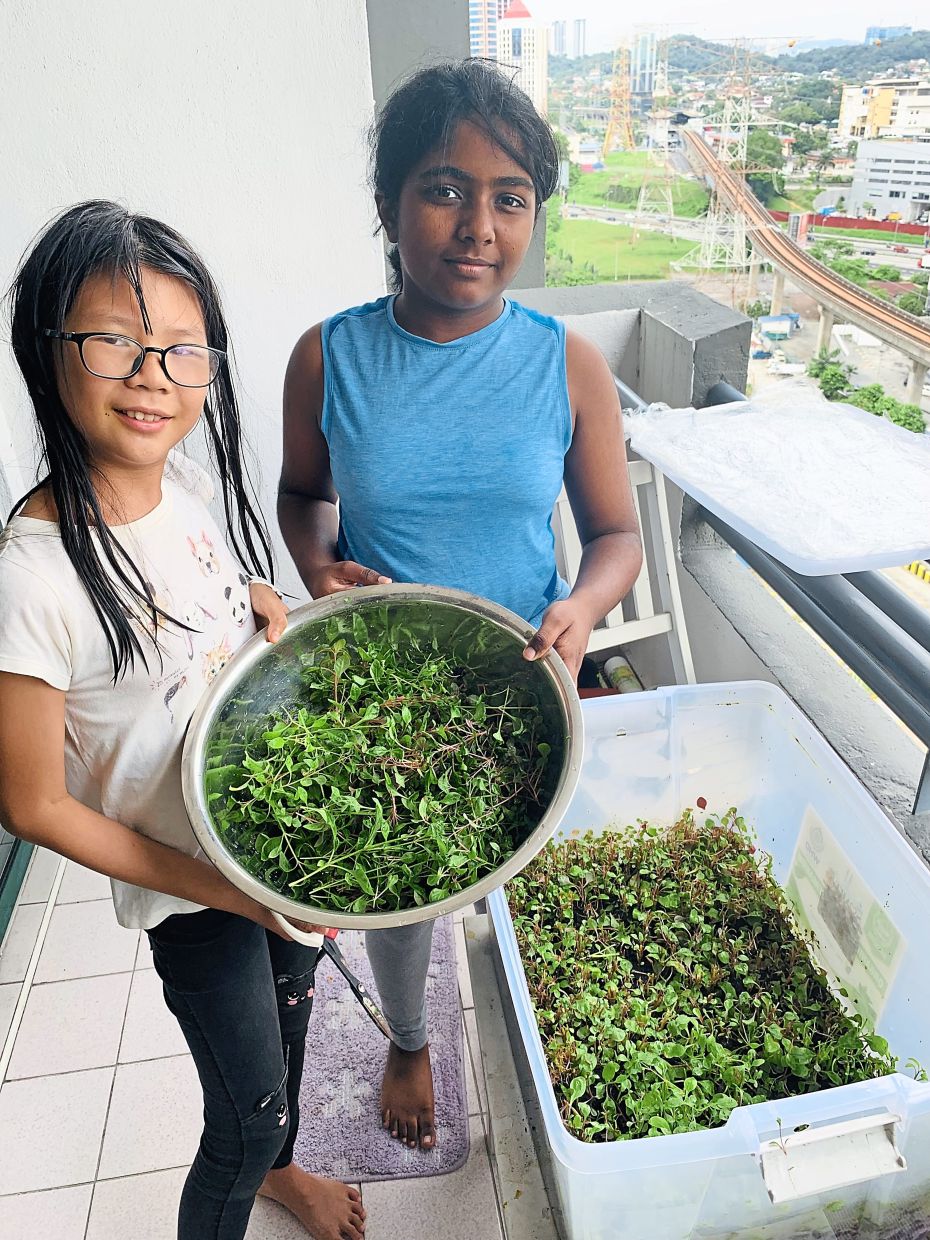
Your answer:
[488,682,930,1240]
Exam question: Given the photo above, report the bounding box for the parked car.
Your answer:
[751,349,772,359]
[861,248,876,256]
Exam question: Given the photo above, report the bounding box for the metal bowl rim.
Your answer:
[181,583,583,929]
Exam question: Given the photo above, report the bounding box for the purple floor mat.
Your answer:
[292,915,470,1182]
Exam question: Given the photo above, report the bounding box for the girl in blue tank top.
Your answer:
[279,61,643,1155]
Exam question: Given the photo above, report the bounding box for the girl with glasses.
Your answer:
[0,201,365,1240]
[279,60,643,1153]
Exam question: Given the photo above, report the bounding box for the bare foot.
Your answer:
[258,1164,365,1240]
[380,1041,436,1150]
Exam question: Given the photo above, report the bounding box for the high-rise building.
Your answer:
[864,25,912,43]
[470,0,499,58]
[551,20,567,56]
[571,18,586,59]
[497,0,549,116]
[631,29,658,97]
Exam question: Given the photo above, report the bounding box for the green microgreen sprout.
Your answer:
[507,809,914,1144]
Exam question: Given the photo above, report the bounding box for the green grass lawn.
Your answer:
[807,225,928,246]
[768,187,820,213]
[556,219,692,281]
[570,153,709,219]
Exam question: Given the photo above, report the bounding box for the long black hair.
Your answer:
[370,59,561,288]
[7,199,274,679]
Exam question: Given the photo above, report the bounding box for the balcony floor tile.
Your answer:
[0,1067,113,1194]
[6,972,132,1079]
[97,1055,202,1180]
[0,1182,93,1239]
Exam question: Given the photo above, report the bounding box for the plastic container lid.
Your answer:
[626,382,930,575]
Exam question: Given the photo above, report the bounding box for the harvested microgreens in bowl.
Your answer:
[203,606,561,914]
[507,809,919,1143]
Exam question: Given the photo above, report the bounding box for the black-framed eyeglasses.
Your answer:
[43,329,225,388]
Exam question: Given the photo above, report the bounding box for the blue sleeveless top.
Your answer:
[320,295,572,628]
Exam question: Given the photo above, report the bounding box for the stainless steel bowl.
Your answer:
[181,584,583,930]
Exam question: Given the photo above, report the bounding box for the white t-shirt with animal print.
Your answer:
[0,456,260,929]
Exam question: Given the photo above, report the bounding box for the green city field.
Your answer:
[557,219,692,281]
[569,152,709,218]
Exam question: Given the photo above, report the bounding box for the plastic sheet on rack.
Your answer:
[625,379,930,575]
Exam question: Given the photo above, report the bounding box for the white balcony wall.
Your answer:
[0,0,386,595]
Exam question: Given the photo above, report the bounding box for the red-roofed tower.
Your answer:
[497,0,548,116]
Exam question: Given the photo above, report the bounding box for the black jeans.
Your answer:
[146,907,318,1240]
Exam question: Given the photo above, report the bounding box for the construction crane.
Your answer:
[602,44,635,159]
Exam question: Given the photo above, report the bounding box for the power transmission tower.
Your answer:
[673,42,756,272]
[602,45,635,159]
[634,30,675,233]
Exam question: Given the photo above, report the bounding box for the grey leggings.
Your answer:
[365,920,435,1050]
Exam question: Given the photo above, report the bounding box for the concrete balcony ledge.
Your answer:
[513,279,751,409]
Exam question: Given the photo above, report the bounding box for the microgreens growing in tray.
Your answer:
[508,809,912,1143]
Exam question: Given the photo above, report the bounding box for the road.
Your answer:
[564,204,705,241]
[810,233,926,275]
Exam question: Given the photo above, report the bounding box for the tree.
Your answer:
[836,382,926,434]
[814,150,835,187]
[861,200,875,218]
[604,182,637,207]
[818,364,852,401]
[872,264,901,281]
[793,130,820,156]
[846,384,885,413]
[912,271,929,288]
[846,140,858,159]
[746,129,785,203]
[897,291,928,316]
[808,347,846,379]
[781,101,821,127]
[811,238,854,263]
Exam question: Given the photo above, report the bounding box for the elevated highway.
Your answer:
[683,130,930,397]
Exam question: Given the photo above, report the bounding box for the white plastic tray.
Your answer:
[626,395,930,575]
[489,683,930,1239]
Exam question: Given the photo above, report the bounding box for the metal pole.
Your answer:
[845,571,930,653]
[696,506,930,752]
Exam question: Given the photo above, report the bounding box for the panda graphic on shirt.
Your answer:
[225,572,250,628]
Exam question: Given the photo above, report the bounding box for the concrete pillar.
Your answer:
[746,256,761,302]
[815,307,835,355]
[905,359,928,407]
[770,270,786,316]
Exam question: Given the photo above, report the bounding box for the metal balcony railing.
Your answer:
[698,381,930,816]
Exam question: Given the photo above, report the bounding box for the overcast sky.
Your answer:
[531,1,927,54]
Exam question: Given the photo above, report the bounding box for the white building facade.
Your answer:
[497,0,549,117]
[839,76,930,141]
[846,137,930,222]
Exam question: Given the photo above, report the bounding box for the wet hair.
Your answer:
[7,199,274,679]
[370,59,560,288]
